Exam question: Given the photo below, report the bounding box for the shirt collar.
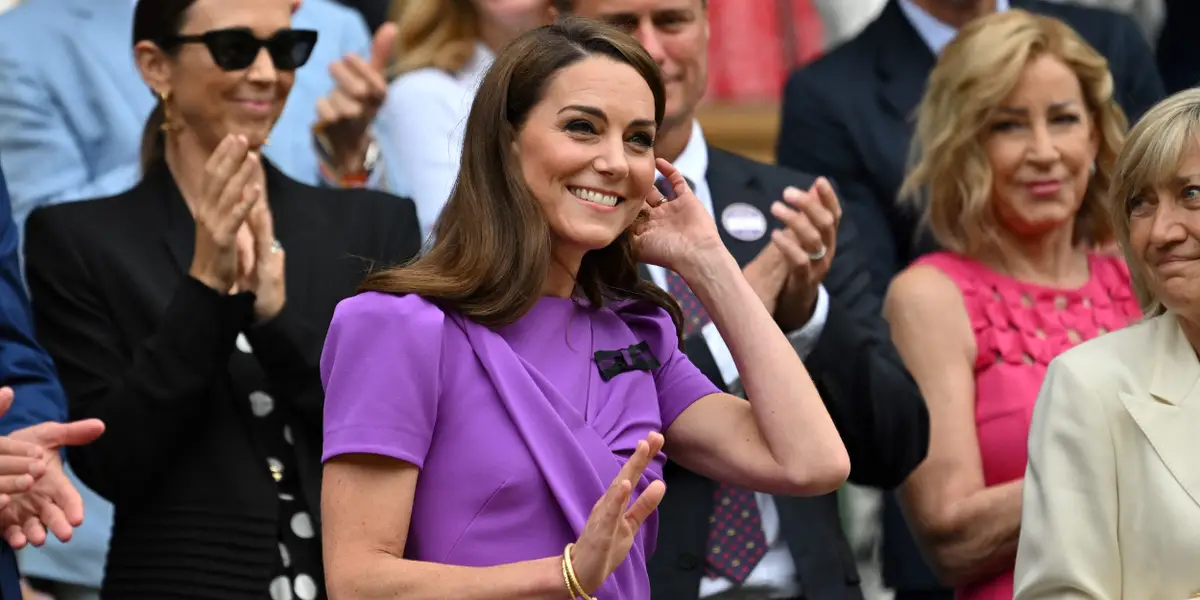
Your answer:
[671,120,709,186]
[897,0,1010,55]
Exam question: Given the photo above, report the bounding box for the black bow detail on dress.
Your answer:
[593,341,661,382]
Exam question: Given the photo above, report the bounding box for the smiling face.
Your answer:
[136,0,296,152]
[1129,144,1200,317]
[983,54,1099,239]
[567,0,707,131]
[514,55,658,259]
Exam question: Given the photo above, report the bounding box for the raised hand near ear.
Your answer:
[631,158,725,272]
[314,22,397,175]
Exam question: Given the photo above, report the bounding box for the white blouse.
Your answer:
[378,42,494,239]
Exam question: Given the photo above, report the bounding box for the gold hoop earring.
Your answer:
[159,90,178,132]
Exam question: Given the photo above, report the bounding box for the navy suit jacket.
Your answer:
[0,161,69,598]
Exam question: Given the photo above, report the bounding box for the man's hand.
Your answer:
[0,388,51,497]
[0,387,104,548]
[313,23,398,174]
[742,242,790,316]
[768,178,841,330]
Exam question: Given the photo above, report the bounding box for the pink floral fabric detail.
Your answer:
[910,251,1141,600]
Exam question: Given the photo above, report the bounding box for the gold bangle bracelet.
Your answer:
[562,552,577,599]
[563,543,596,600]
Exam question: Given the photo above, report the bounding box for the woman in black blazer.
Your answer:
[20,0,421,598]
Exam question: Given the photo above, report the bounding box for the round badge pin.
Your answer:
[720,202,768,242]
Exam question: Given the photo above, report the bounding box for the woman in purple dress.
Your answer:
[319,17,851,600]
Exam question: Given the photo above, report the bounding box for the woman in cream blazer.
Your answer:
[1013,88,1200,598]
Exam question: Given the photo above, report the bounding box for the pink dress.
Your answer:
[913,251,1142,600]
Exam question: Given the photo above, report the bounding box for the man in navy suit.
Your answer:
[0,161,105,598]
[778,0,1164,298]
[777,1,1164,599]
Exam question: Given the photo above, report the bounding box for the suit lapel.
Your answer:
[874,0,939,123]
[1118,313,1200,509]
[705,148,766,267]
[263,162,317,306]
[154,163,196,275]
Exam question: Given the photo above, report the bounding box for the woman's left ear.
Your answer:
[133,40,173,96]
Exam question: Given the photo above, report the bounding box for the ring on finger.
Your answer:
[270,240,283,254]
[807,246,827,261]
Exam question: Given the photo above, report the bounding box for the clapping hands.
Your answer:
[0,387,104,548]
[188,134,286,322]
[742,177,842,327]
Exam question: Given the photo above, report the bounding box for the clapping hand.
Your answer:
[0,387,105,548]
[189,134,264,294]
[767,178,841,329]
[313,23,397,174]
[236,197,286,323]
[568,432,666,595]
[631,159,725,272]
[0,388,47,498]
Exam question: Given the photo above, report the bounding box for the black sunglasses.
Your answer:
[163,27,319,72]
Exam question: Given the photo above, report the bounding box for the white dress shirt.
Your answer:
[650,121,830,599]
[897,0,1010,54]
[378,42,494,239]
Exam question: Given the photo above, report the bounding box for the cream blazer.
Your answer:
[1014,311,1200,599]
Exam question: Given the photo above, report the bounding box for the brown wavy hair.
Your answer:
[899,9,1128,258]
[359,17,683,338]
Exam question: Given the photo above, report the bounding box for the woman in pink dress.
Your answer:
[882,10,1142,600]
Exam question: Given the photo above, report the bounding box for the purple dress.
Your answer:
[321,292,719,600]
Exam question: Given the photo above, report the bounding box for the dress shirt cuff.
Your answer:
[785,284,830,360]
[314,130,385,190]
[698,284,830,391]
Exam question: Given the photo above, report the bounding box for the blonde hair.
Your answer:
[1108,89,1200,317]
[389,0,479,76]
[899,9,1127,258]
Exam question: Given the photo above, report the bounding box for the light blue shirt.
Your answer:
[897,0,1011,54]
[379,42,495,239]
